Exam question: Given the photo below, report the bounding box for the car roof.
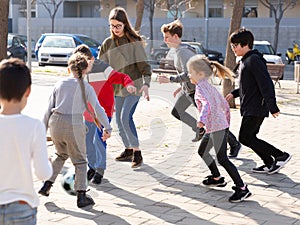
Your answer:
[41,33,89,38]
[254,40,271,45]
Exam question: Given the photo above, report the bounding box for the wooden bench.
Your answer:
[267,63,285,88]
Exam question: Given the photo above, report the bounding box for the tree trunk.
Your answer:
[222,0,245,108]
[135,0,144,33]
[0,0,9,61]
[273,18,280,53]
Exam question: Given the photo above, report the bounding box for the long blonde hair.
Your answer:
[187,55,234,82]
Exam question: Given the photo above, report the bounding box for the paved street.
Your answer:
[23,71,300,225]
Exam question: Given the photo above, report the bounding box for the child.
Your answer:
[226,28,291,174]
[187,55,251,202]
[38,53,112,208]
[73,44,136,184]
[0,58,53,224]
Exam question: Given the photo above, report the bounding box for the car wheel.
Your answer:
[296,55,300,62]
[155,53,165,61]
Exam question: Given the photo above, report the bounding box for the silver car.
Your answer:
[38,36,76,66]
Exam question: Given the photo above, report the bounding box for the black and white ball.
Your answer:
[61,169,76,196]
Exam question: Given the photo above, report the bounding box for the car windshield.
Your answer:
[42,37,76,48]
[77,36,100,47]
[253,44,275,55]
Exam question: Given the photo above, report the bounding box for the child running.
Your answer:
[73,44,136,184]
[0,58,53,225]
[38,53,112,208]
[187,55,251,203]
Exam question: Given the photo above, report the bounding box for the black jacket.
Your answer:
[231,50,279,117]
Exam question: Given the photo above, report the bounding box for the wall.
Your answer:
[18,17,300,57]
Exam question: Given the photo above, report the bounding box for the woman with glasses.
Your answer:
[99,7,151,168]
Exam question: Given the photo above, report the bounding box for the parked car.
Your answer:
[35,33,101,65]
[7,34,27,62]
[253,40,283,64]
[151,41,224,64]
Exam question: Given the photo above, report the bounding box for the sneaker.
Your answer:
[38,181,53,197]
[251,165,270,174]
[202,175,227,187]
[229,185,252,203]
[228,142,242,158]
[132,151,143,168]
[268,152,292,174]
[77,190,95,208]
[87,168,95,181]
[115,149,133,161]
[92,172,103,185]
[192,127,205,142]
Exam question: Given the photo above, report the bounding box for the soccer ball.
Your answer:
[61,169,76,196]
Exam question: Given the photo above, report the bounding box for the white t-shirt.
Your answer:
[0,114,53,208]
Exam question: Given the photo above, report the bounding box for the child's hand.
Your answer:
[102,131,111,141]
[272,111,280,118]
[225,93,234,102]
[197,122,205,128]
[173,87,181,98]
[126,85,137,94]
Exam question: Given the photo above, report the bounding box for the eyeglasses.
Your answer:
[109,24,124,30]
[230,43,240,49]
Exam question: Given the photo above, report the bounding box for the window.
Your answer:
[115,0,126,9]
[208,0,223,18]
[64,0,100,18]
[243,0,258,17]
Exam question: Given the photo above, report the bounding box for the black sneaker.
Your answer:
[77,190,95,208]
[87,168,95,181]
[268,152,292,174]
[229,185,252,203]
[192,127,205,142]
[202,175,227,187]
[228,142,242,158]
[115,149,133,161]
[92,172,103,185]
[251,165,270,174]
[38,181,53,197]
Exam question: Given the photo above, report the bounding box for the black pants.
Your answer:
[239,116,283,168]
[198,129,244,187]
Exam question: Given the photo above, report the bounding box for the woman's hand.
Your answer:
[126,85,137,94]
[158,75,170,84]
[197,121,205,128]
[272,111,280,118]
[139,85,150,101]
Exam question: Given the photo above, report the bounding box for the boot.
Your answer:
[115,148,133,161]
[132,151,143,168]
[77,190,95,208]
[87,168,95,181]
[38,181,53,197]
[192,127,205,142]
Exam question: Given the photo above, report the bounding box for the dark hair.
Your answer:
[68,53,88,79]
[0,58,31,102]
[161,20,183,38]
[73,44,93,60]
[109,7,142,44]
[229,27,254,49]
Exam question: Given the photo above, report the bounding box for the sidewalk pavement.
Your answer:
[25,73,300,225]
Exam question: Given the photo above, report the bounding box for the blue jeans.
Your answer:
[85,118,111,175]
[115,95,140,148]
[0,201,37,225]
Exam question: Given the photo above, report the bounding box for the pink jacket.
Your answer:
[194,79,230,133]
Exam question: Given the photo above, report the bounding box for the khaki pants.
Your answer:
[48,113,87,191]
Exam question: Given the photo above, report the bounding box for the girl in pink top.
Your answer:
[187,55,251,203]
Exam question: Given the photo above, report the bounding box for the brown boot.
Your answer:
[77,190,95,208]
[115,149,133,161]
[38,181,53,197]
[132,151,143,168]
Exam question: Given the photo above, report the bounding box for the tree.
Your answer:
[38,0,64,33]
[135,0,144,33]
[0,0,9,61]
[222,0,245,108]
[156,0,194,20]
[259,0,297,53]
